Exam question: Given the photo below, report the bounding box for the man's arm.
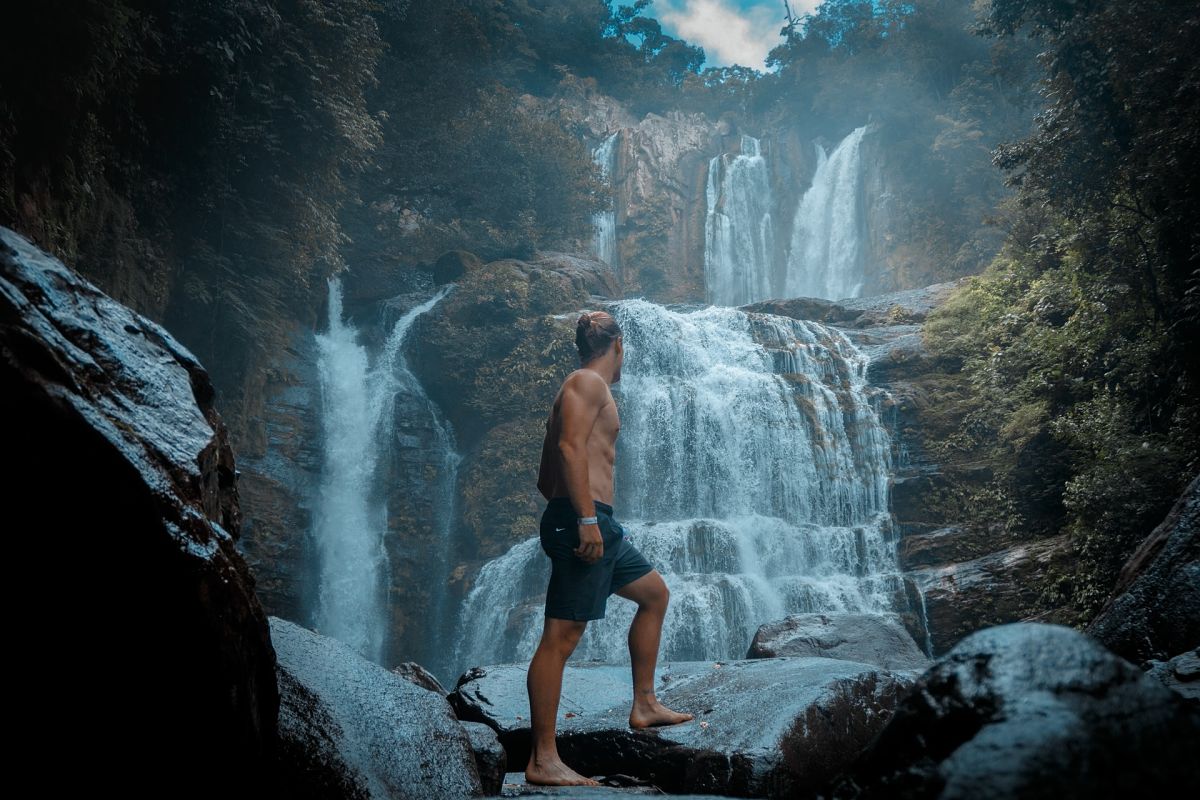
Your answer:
[536,413,554,499]
[557,371,606,563]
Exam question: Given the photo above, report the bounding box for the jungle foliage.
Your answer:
[921,0,1200,624]
[0,0,694,419]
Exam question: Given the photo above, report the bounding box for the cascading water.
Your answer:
[784,123,873,300]
[453,299,900,668]
[591,131,620,265]
[313,276,456,665]
[705,135,776,306]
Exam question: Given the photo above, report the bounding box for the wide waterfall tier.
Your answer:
[705,135,776,306]
[454,299,900,669]
[784,123,873,300]
[591,131,619,266]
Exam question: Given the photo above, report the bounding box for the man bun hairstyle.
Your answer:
[576,310,622,364]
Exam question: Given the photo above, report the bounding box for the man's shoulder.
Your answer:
[562,369,609,401]
[564,368,605,388]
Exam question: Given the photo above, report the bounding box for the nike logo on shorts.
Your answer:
[555,526,566,531]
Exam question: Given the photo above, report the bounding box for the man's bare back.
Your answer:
[537,368,620,507]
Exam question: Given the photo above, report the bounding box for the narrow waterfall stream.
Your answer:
[785,123,874,300]
[704,134,776,306]
[454,299,900,668]
[591,131,619,266]
[312,277,457,665]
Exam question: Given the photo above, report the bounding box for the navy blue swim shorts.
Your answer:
[539,497,655,621]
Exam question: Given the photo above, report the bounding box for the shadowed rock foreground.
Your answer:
[1085,473,1200,669]
[1,225,279,795]
[823,623,1200,799]
[270,616,484,798]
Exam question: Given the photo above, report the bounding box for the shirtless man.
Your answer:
[524,310,694,788]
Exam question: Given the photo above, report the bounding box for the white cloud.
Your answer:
[655,0,795,70]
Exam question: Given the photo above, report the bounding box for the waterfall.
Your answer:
[591,131,619,265]
[453,299,900,668]
[784,123,872,300]
[380,290,464,681]
[705,135,776,306]
[313,277,456,665]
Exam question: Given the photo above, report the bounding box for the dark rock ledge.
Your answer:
[448,656,922,798]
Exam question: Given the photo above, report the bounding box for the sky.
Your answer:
[643,0,823,71]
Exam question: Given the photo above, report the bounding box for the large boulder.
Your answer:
[447,657,922,798]
[1086,473,1200,666]
[0,226,278,793]
[270,616,483,798]
[822,622,1200,799]
[461,721,507,795]
[746,612,931,671]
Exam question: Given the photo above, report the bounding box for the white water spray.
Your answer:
[784,123,873,300]
[591,131,620,265]
[705,135,776,306]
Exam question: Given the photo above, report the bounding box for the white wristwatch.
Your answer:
[578,515,599,525]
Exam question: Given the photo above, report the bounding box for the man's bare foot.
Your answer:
[629,699,695,729]
[525,757,601,786]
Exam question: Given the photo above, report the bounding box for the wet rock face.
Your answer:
[746,613,931,671]
[235,322,322,628]
[270,616,483,799]
[461,721,507,795]
[904,534,1074,656]
[447,657,922,798]
[821,622,1200,799]
[393,661,449,694]
[1143,647,1200,703]
[0,226,278,793]
[1086,473,1200,666]
[611,110,721,302]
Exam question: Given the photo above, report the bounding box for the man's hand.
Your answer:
[575,522,603,563]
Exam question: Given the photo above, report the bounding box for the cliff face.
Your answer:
[857,129,901,295]
[610,110,721,301]
[846,286,1076,655]
[235,324,324,627]
[548,87,958,306]
[0,226,279,791]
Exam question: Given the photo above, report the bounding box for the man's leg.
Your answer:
[525,616,600,786]
[613,569,695,729]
